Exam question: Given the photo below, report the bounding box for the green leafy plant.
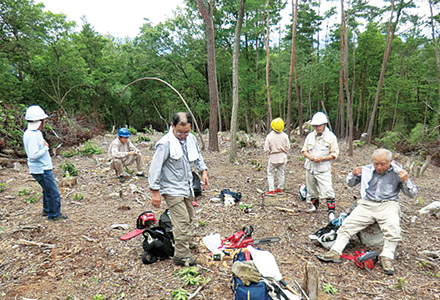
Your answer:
[143,125,155,135]
[172,288,188,300]
[354,140,366,147]
[25,193,41,204]
[175,267,208,286]
[72,193,84,201]
[92,295,105,300]
[393,278,406,289]
[78,140,102,156]
[323,283,338,295]
[414,197,424,206]
[60,161,78,177]
[128,127,137,135]
[0,183,5,193]
[395,278,406,289]
[134,135,151,143]
[375,131,403,150]
[18,188,30,196]
[61,149,77,158]
[198,220,206,226]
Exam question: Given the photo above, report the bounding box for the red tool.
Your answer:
[120,211,156,241]
[221,226,280,249]
[341,249,377,270]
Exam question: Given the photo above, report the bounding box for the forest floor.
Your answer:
[0,131,439,300]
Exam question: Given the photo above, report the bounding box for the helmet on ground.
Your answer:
[118,127,130,137]
[25,105,48,121]
[310,112,328,126]
[271,118,285,132]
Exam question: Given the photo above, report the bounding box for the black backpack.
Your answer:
[141,210,174,264]
[192,171,202,197]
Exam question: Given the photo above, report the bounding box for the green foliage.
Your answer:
[25,193,41,203]
[322,283,338,295]
[128,127,137,135]
[375,131,403,150]
[393,278,406,289]
[0,102,27,151]
[408,123,433,145]
[61,149,77,158]
[73,193,84,201]
[174,267,208,287]
[413,197,424,206]
[198,220,206,227]
[18,188,30,196]
[134,135,151,143]
[60,161,79,177]
[78,140,102,156]
[92,295,105,300]
[354,140,366,147]
[172,288,188,300]
[0,183,5,193]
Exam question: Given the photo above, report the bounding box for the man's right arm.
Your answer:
[346,166,362,187]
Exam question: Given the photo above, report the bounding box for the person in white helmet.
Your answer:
[23,105,67,221]
[301,112,339,221]
[264,117,290,195]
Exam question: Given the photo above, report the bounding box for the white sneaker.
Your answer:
[308,205,317,212]
[328,212,335,221]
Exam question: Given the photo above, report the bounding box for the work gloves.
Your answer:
[232,261,261,285]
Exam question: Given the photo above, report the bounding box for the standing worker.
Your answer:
[148,112,208,267]
[108,127,146,183]
[23,105,68,221]
[301,112,339,221]
[264,117,290,196]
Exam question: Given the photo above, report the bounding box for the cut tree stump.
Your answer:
[61,177,78,187]
[357,222,384,247]
[304,261,318,300]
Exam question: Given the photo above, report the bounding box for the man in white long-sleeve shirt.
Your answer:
[316,149,418,275]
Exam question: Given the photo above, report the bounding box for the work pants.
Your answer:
[267,161,286,191]
[331,199,401,259]
[32,170,61,218]
[110,153,144,176]
[163,194,194,259]
[305,169,335,199]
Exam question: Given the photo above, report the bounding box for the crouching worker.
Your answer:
[316,149,417,275]
[148,112,208,267]
[23,105,67,221]
[108,127,145,183]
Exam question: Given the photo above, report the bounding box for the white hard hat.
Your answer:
[310,112,328,125]
[25,105,48,121]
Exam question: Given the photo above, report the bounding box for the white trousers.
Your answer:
[305,169,335,199]
[267,161,286,191]
[331,199,401,259]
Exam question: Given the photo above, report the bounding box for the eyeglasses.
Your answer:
[176,131,190,136]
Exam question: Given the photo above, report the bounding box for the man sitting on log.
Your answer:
[316,148,418,275]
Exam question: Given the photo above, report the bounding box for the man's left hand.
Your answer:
[201,170,209,190]
[399,170,408,182]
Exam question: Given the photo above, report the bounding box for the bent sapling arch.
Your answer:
[121,77,205,150]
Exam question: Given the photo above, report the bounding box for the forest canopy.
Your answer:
[1,0,439,146]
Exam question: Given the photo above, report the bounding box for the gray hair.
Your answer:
[372,148,392,161]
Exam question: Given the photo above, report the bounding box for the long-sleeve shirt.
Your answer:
[264,131,290,164]
[301,127,339,172]
[23,129,53,174]
[346,163,417,201]
[148,133,207,198]
[107,138,137,160]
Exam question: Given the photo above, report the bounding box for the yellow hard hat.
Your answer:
[271,118,285,132]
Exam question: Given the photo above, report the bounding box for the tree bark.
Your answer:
[229,0,246,163]
[366,0,405,144]
[265,0,273,130]
[197,0,219,151]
